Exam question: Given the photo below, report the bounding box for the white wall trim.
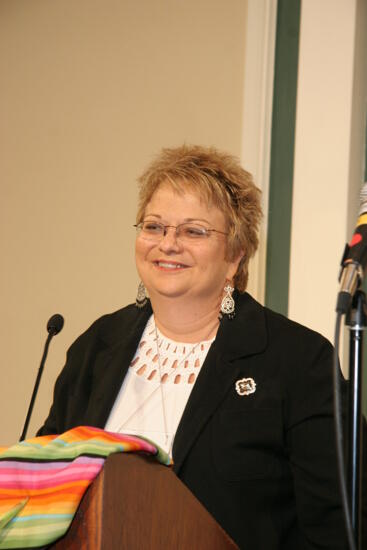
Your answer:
[288,0,367,369]
[241,0,277,302]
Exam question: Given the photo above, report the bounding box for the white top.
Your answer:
[105,315,214,456]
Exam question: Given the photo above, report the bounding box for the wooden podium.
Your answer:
[50,453,238,549]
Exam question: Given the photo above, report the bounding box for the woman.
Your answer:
[38,145,347,549]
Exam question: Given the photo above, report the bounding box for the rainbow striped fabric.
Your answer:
[0,426,171,549]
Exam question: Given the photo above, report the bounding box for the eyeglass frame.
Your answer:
[134,220,228,241]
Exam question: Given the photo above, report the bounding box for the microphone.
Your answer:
[336,183,367,314]
[47,313,64,335]
[20,314,64,441]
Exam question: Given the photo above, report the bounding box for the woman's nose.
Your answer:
[158,226,181,252]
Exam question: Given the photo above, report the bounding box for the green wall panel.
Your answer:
[265,0,301,315]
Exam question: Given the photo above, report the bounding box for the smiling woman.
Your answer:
[37,145,351,549]
[135,184,241,335]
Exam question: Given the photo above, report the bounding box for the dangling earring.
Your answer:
[135,281,148,308]
[220,284,235,319]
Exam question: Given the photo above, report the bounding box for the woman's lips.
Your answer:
[153,261,188,270]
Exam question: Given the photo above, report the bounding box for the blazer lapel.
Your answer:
[172,292,268,473]
[84,304,152,428]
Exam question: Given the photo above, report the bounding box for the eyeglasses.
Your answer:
[134,221,228,242]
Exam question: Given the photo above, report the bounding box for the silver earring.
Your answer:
[136,281,148,308]
[220,284,235,319]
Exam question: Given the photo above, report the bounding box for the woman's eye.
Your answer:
[144,222,162,232]
[183,225,207,237]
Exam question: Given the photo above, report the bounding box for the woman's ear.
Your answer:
[226,250,245,281]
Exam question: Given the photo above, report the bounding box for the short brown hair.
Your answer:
[137,145,262,292]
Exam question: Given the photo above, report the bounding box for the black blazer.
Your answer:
[38,292,350,549]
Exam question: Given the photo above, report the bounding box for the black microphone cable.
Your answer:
[333,311,356,550]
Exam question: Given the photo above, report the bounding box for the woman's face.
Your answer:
[135,183,242,306]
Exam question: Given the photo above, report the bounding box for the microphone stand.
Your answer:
[20,331,54,442]
[345,289,367,549]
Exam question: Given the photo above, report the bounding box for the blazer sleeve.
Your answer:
[284,334,356,549]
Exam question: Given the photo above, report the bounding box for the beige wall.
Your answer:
[0,0,249,444]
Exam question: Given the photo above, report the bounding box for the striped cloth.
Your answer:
[0,426,171,549]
